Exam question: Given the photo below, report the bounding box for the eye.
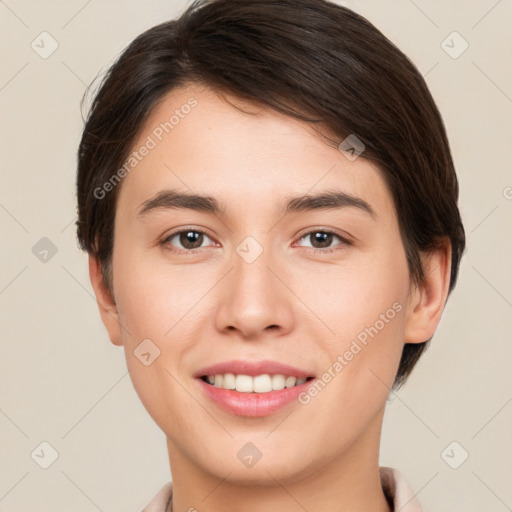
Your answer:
[162,229,215,252]
[295,229,351,253]
[160,227,351,255]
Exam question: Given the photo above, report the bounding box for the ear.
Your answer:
[88,255,123,346]
[403,239,452,344]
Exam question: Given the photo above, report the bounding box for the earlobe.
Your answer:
[88,255,123,346]
[403,239,452,344]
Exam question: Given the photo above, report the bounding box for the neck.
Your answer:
[166,409,392,512]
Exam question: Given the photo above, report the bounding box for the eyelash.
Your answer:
[160,228,352,255]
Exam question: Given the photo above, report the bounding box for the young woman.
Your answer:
[76,1,466,510]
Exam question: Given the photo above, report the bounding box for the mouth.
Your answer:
[199,373,314,393]
[194,360,316,417]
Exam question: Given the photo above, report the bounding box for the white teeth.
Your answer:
[285,376,297,388]
[223,373,236,389]
[271,374,285,390]
[235,374,253,392]
[253,374,272,393]
[203,373,309,393]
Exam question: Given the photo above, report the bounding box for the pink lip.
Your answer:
[193,359,316,417]
[196,378,314,417]
[194,359,314,379]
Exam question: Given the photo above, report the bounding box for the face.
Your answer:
[96,83,428,485]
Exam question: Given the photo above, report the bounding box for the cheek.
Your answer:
[297,285,405,450]
[300,251,408,340]
[109,241,191,414]
[302,246,409,404]
[112,241,211,343]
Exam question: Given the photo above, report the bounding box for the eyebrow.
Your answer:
[137,189,376,220]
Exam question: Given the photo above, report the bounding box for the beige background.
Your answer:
[1,0,511,510]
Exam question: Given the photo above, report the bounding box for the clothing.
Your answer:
[142,466,423,511]
[380,467,423,511]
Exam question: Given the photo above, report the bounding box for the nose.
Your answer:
[214,243,295,340]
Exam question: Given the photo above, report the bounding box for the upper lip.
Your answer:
[194,360,315,379]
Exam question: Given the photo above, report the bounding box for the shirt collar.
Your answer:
[380,466,424,511]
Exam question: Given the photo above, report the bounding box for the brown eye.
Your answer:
[164,230,212,251]
[298,230,344,250]
[294,228,353,254]
[310,231,335,248]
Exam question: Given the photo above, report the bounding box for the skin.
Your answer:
[89,83,451,512]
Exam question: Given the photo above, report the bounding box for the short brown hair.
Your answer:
[76,0,466,389]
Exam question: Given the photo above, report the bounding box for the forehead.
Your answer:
[116,83,395,224]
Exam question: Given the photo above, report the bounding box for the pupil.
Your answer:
[178,231,332,250]
[314,232,332,248]
[181,231,202,249]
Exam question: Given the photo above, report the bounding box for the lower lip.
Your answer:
[196,378,314,417]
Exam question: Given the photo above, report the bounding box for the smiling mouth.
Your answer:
[200,373,315,393]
